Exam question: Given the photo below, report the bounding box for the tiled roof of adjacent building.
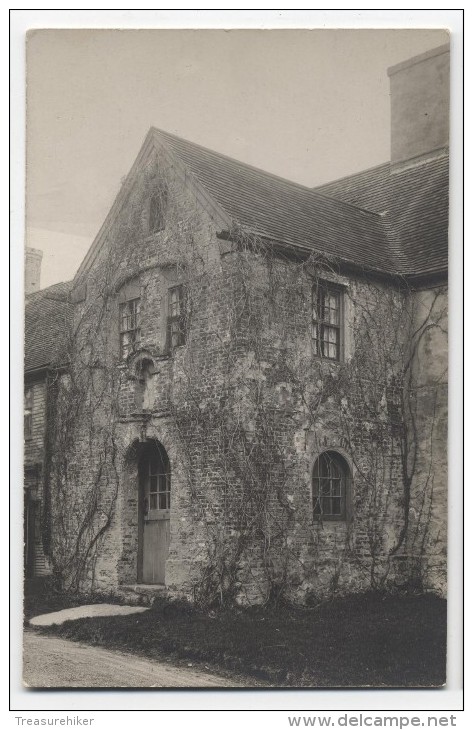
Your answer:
[316,151,449,279]
[25,281,73,373]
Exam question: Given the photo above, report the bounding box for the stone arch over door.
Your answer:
[137,439,171,584]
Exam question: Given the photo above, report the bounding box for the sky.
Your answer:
[25,28,449,288]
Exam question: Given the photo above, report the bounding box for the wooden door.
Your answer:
[140,444,170,584]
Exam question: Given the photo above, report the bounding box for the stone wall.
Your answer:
[403,286,448,594]
[47,148,448,602]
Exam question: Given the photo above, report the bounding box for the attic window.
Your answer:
[148,189,167,234]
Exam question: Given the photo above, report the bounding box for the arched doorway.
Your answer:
[138,441,171,584]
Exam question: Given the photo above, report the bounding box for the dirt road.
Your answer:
[23,630,241,688]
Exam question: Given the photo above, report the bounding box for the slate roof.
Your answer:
[76,129,448,283]
[316,152,449,278]
[25,281,73,373]
[152,129,400,275]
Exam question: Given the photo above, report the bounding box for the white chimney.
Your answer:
[388,43,449,166]
[25,247,43,294]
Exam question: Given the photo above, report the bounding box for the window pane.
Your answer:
[320,478,331,496]
[320,454,331,477]
[158,492,169,510]
[321,326,339,360]
[329,306,339,325]
[331,497,342,515]
[327,327,337,344]
[149,493,158,510]
[331,478,342,496]
[322,497,332,515]
[158,475,168,493]
[149,475,158,493]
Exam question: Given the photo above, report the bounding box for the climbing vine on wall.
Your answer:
[41,146,447,602]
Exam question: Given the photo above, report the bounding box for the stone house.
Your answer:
[25,44,448,603]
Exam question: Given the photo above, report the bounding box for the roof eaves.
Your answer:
[226,223,403,280]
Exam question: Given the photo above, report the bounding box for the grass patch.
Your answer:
[30,590,447,687]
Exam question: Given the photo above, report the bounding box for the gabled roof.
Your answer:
[150,129,398,274]
[75,128,448,284]
[316,152,449,279]
[25,281,73,373]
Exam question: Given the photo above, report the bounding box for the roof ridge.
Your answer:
[26,280,73,300]
[309,187,386,218]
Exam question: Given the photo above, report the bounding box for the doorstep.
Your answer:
[119,583,167,598]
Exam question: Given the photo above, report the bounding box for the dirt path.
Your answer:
[23,630,242,688]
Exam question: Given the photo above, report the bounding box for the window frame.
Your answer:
[167,285,186,350]
[311,282,344,362]
[119,297,142,360]
[312,450,350,522]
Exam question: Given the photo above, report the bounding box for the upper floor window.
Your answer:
[312,283,342,361]
[167,285,186,349]
[24,387,33,440]
[148,190,167,235]
[312,450,350,521]
[120,298,141,360]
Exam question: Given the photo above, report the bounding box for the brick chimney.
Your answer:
[388,43,449,166]
[25,247,43,294]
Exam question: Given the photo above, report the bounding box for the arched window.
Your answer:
[312,451,350,520]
